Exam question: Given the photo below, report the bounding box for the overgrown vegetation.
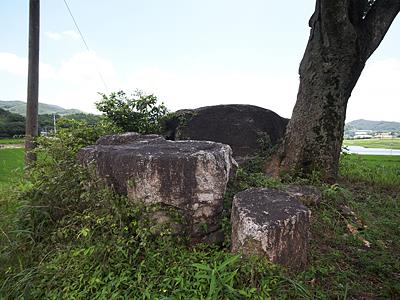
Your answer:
[0,119,292,299]
[0,98,399,298]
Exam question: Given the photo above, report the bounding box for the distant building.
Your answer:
[354,130,373,139]
[374,132,394,139]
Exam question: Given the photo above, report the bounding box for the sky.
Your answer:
[0,0,399,122]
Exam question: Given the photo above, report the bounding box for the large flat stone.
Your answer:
[77,133,237,243]
[231,188,311,270]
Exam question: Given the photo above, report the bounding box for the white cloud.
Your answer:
[51,51,119,112]
[45,30,80,41]
[125,68,298,119]
[58,51,116,86]
[45,32,63,41]
[1,50,399,121]
[0,52,55,79]
[62,30,80,40]
[124,59,400,122]
[0,51,117,113]
[0,53,27,76]
[348,58,400,122]
[48,56,400,120]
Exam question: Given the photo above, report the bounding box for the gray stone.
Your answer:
[77,133,237,243]
[96,132,163,145]
[163,104,289,164]
[285,185,322,206]
[147,210,184,235]
[231,188,311,270]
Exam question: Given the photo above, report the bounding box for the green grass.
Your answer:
[343,138,400,149]
[0,148,24,186]
[0,138,24,145]
[340,154,400,188]
[303,183,400,298]
[0,147,399,298]
[0,149,24,260]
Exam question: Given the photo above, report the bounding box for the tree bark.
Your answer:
[25,0,40,165]
[266,0,399,182]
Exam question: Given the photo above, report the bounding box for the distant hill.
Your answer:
[346,119,400,131]
[0,107,25,137]
[0,106,101,137]
[0,100,82,116]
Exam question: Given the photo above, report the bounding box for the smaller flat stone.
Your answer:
[231,188,311,270]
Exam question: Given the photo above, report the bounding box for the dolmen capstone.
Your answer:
[77,132,237,244]
[231,188,311,270]
[163,104,289,164]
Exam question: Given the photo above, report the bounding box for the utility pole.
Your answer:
[53,113,57,134]
[25,0,40,165]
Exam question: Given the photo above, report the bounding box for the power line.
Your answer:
[62,0,109,92]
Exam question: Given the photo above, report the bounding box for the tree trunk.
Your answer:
[266,0,399,182]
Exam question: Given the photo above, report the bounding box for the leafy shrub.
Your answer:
[5,119,119,240]
[95,90,168,134]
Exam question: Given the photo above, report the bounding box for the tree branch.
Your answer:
[319,0,357,43]
[362,0,400,59]
[320,0,349,26]
[349,0,370,26]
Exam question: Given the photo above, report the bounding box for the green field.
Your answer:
[343,138,400,149]
[0,148,24,186]
[340,154,400,187]
[0,138,24,145]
